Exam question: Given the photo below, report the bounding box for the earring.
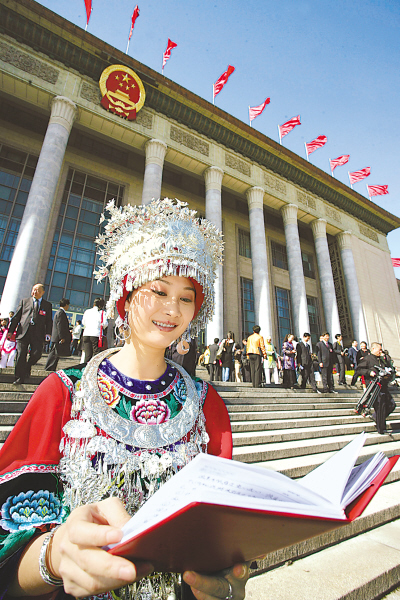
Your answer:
[115,312,131,343]
[176,323,191,355]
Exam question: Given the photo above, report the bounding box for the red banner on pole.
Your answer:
[305,135,327,155]
[329,155,350,173]
[162,39,178,71]
[128,5,140,41]
[84,0,92,26]
[213,65,235,99]
[367,184,389,197]
[278,115,301,140]
[391,258,400,267]
[249,98,270,122]
[349,167,371,185]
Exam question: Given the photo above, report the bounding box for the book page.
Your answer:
[300,432,366,506]
[111,454,345,548]
[341,452,388,507]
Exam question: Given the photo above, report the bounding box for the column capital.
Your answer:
[204,166,224,191]
[49,96,77,133]
[281,203,298,225]
[310,218,327,238]
[144,139,167,167]
[336,230,353,250]
[246,186,264,210]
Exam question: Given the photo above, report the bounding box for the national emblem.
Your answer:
[99,64,145,121]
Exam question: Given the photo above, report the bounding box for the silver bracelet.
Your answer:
[225,581,234,600]
[38,525,63,587]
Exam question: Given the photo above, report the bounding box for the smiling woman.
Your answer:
[0,198,250,600]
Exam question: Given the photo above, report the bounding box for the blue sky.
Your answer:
[36,1,400,266]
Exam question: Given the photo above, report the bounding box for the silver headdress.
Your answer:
[94,198,224,336]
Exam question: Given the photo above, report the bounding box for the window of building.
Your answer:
[271,241,288,270]
[46,169,124,313]
[0,144,38,296]
[240,277,255,339]
[302,251,315,279]
[307,296,321,346]
[238,229,251,258]
[275,287,292,349]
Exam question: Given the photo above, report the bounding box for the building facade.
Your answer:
[1,0,400,359]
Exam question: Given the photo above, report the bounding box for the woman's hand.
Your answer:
[53,497,153,598]
[183,563,249,600]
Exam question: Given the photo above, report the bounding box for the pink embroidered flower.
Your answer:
[98,375,120,408]
[131,399,170,424]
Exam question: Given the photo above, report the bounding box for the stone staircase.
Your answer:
[1,361,400,598]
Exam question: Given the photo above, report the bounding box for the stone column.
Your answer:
[141,139,167,205]
[281,203,310,338]
[311,219,341,337]
[204,167,224,344]
[336,231,368,343]
[246,187,272,338]
[0,96,77,314]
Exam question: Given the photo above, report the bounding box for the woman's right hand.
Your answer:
[52,497,153,597]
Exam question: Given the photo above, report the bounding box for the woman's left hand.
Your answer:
[183,563,249,600]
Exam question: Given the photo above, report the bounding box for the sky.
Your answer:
[35,0,400,268]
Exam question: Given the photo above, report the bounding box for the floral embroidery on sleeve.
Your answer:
[1,490,67,532]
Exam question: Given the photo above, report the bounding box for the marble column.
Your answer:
[281,203,310,338]
[0,96,77,314]
[141,139,167,205]
[246,187,272,338]
[336,231,368,343]
[204,167,224,344]
[311,219,341,337]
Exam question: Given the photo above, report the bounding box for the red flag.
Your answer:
[128,5,139,41]
[329,155,350,173]
[279,115,301,139]
[162,39,178,70]
[213,65,235,99]
[367,184,389,197]
[392,258,400,267]
[249,98,270,122]
[349,167,371,185]
[305,135,327,155]
[84,0,92,25]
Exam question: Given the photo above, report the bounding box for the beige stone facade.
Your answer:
[1,0,400,361]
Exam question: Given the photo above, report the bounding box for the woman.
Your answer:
[355,341,370,390]
[264,336,279,385]
[282,333,297,389]
[81,297,108,362]
[220,332,236,382]
[203,345,211,374]
[0,199,248,600]
[0,319,17,369]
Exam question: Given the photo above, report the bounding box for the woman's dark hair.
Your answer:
[93,298,105,310]
[227,331,235,341]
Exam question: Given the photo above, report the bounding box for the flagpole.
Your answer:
[249,107,251,127]
[278,125,281,145]
[366,184,371,201]
[329,160,334,177]
[348,171,353,189]
[212,85,215,105]
[304,143,309,162]
[126,39,130,54]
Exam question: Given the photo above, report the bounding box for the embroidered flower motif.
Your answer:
[173,377,187,405]
[98,374,120,408]
[131,398,171,424]
[1,490,67,532]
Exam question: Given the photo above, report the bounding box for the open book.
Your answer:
[108,432,398,573]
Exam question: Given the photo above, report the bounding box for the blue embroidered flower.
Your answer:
[1,490,67,532]
[173,377,187,405]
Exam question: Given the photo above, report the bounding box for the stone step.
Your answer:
[231,413,400,432]
[0,400,29,411]
[247,517,400,600]
[253,440,400,479]
[232,419,400,446]
[0,413,23,426]
[233,432,400,464]
[227,402,358,411]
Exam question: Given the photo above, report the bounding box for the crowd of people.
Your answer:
[199,327,396,396]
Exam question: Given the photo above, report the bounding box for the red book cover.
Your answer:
[109,455,398,573]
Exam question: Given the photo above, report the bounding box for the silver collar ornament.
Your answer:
[58,349,209,600]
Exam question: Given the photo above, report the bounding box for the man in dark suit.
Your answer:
[208,338,221,381]
[316,332,338,394]
[8,283,53,384]
[45,298,72,371]
[333,333,346,386]
[297,332,320,393]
